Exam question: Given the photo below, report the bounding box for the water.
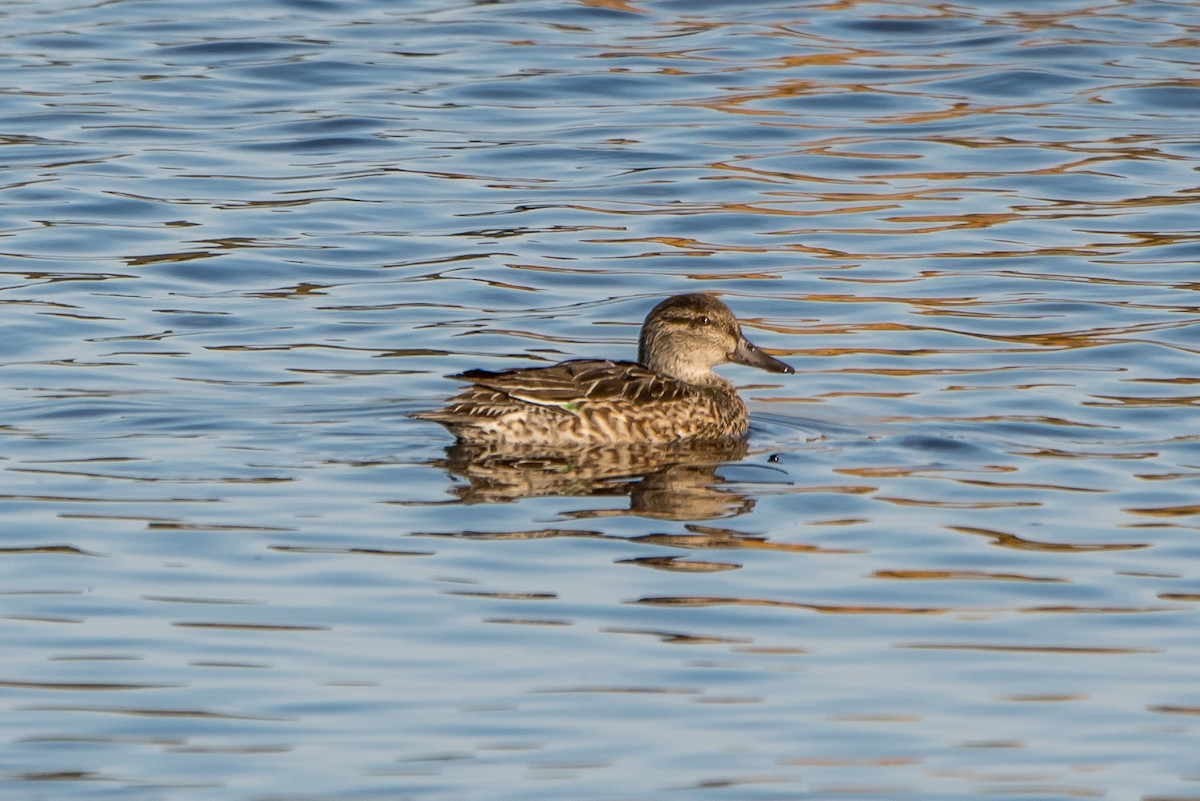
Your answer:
[3,0,1200,798]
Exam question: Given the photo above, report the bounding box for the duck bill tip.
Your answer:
[731,338,794,375]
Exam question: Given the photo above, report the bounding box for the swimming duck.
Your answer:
[413,293,793,445]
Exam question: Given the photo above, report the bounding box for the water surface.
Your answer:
[3,0,1200,799]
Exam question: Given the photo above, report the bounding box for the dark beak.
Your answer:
[730,334,794,374]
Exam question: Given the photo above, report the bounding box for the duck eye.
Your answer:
[699,315,710,326]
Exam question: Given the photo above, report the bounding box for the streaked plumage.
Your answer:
[413,293,793,445]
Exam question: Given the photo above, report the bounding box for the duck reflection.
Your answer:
[432,439,753,520]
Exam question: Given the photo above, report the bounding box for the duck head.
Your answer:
[637,293,794,384]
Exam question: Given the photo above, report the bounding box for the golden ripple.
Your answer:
[0,545,99,557]
[948,525,1149,552]
[904,415,1115,430]
[1148,705,1200,716]
[1020,447,1158,460]
[1087,394,1200,408]
[602,627,751,645]
[1124,504,1200,517]
[0,494,215,505]
[268,545,433,557]
[1136,471,1200,481]
[872,569,1066,583]
[1131,377,1200,385]
[953,478,1109,493]
[418,528,603,541]
[1018,605,1176,614]
[446,591,557,600]
[631,524,862,554]
[19,771,109,782]
[878,496,1040,510]
[779,484,876,495]
[631,597,949,614]
[819,390,915,399]
[838,465,1012,478]
[616,556,741,572]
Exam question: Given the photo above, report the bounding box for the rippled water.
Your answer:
[4,0,1200,798]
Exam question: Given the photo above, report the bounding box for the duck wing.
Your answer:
[454,359,691,408]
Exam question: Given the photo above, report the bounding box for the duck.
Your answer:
[412,293,793,446]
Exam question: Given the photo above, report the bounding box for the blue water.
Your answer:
[3,0,1200,798]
